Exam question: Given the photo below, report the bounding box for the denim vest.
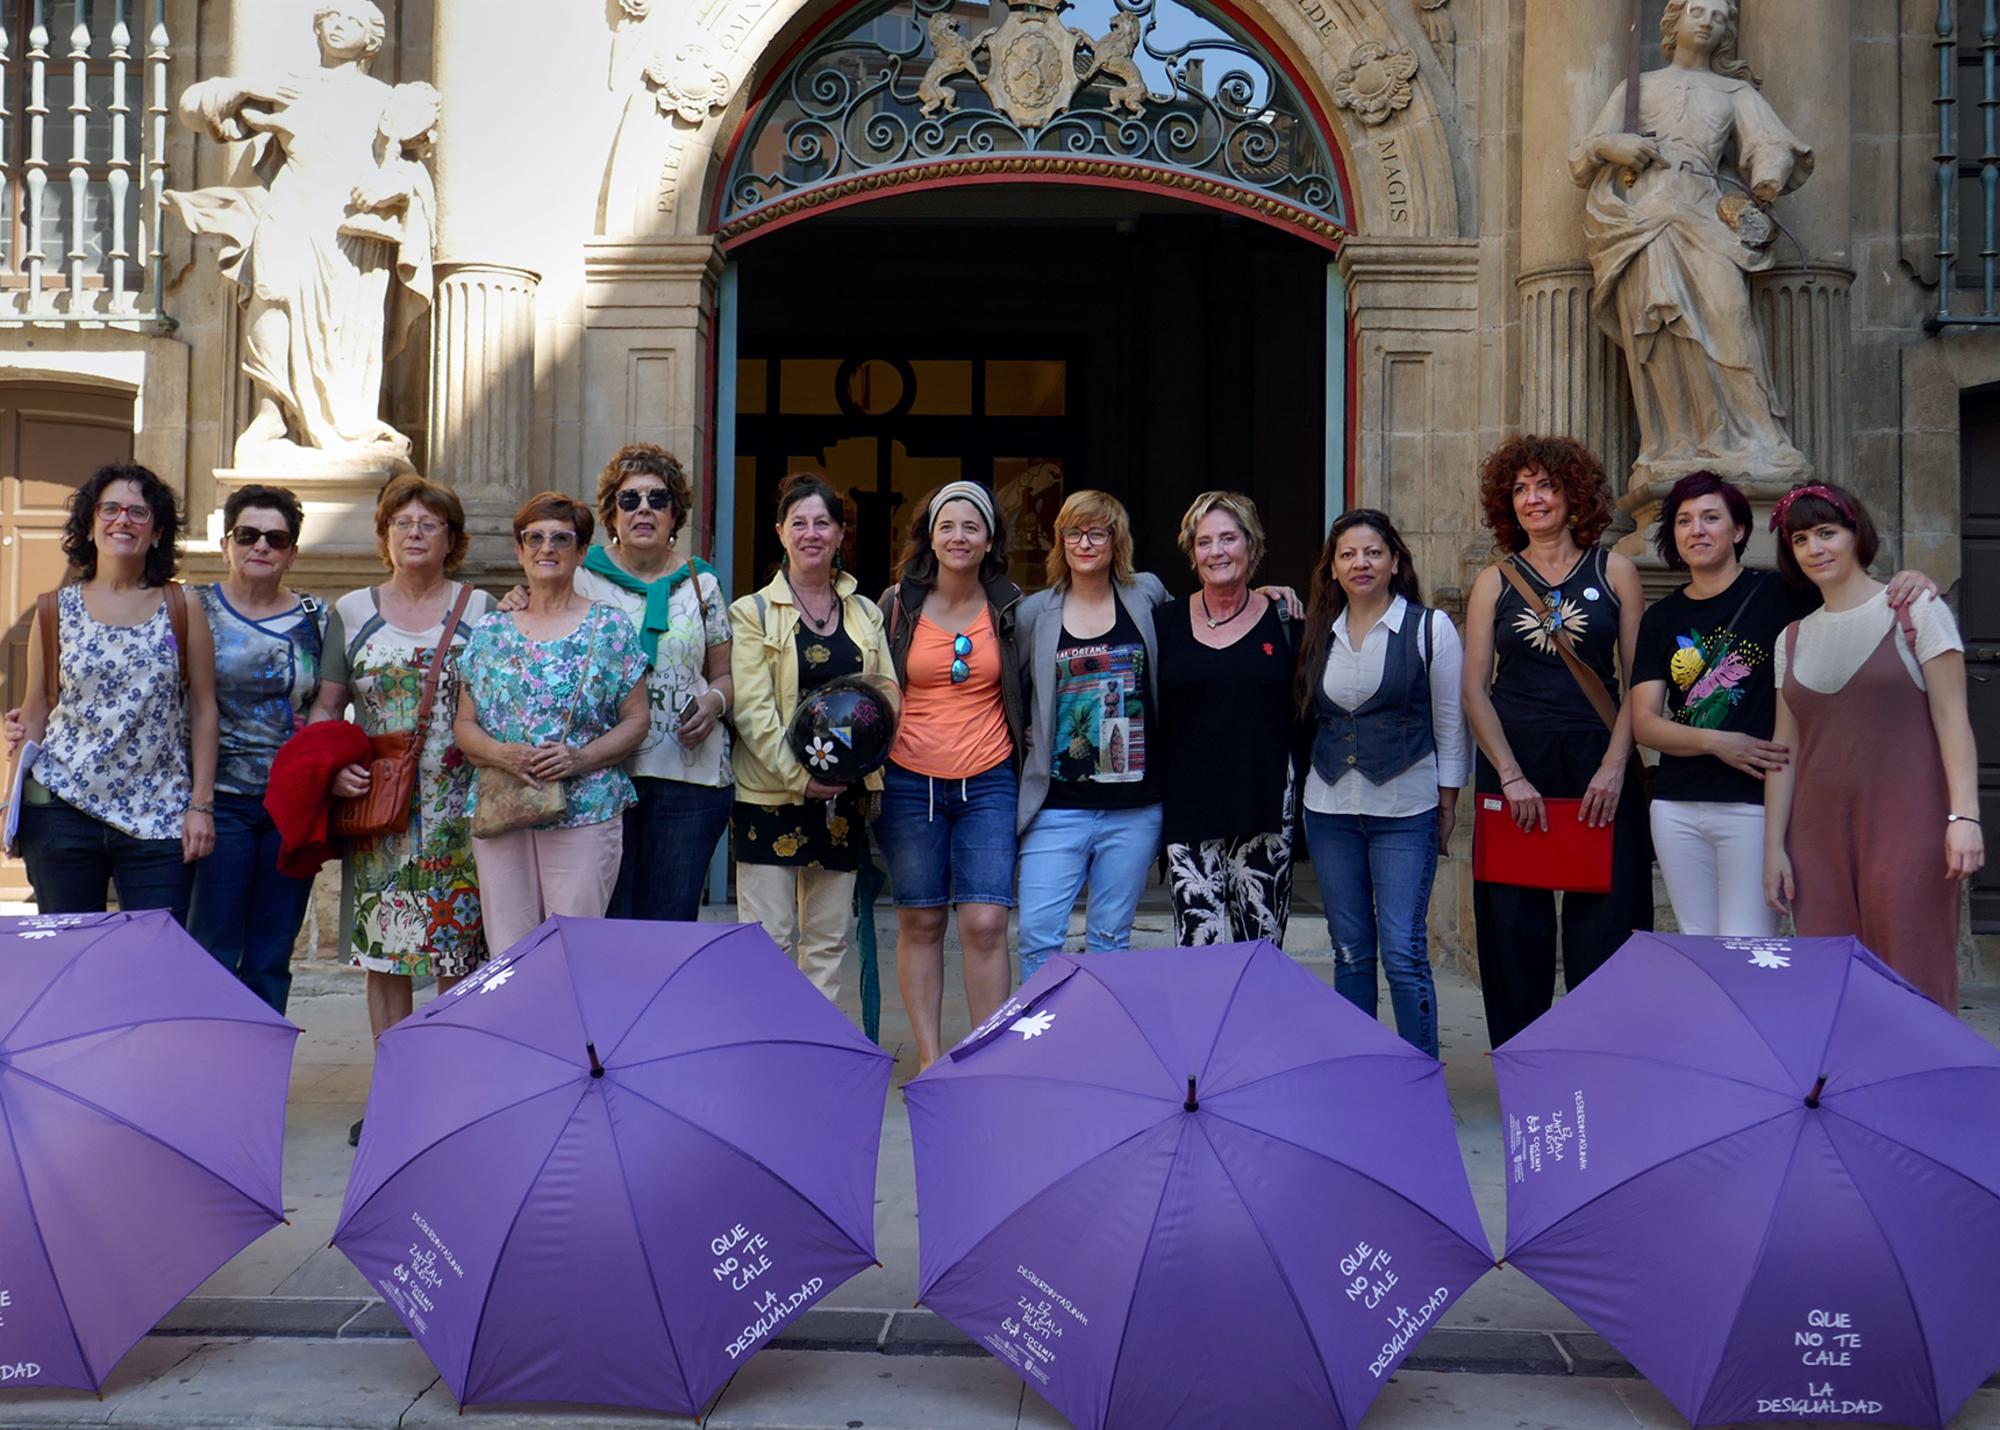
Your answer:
[1311,605,1435,785]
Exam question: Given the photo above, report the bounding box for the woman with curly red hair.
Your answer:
[1462,435,1652,1046]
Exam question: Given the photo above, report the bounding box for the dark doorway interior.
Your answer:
[730,191,1331,599]
[1960,384,2000,934]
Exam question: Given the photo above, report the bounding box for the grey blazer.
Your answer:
[1015,571,1173,832]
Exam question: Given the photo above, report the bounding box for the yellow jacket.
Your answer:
[729,570,895,806]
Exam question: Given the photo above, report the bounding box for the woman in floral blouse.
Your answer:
[454,491,649,954]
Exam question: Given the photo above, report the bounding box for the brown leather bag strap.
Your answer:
[37,591,59,708]
[1497,558,1621,734]
[412,583,475,742]
[164,581,189,685]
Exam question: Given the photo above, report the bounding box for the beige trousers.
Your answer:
[472,818,623,957]
[735,861,854,1001]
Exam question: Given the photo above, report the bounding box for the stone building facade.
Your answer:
[1,0,1994,962]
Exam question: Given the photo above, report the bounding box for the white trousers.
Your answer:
[736,862,855,1001]
[1649,799,1776,938]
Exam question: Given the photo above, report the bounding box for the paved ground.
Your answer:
[1,900,1996,1429]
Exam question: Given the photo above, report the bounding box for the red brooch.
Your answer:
[1262,642,1275,656]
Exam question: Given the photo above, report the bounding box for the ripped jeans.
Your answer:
[1303,807,1440,1059]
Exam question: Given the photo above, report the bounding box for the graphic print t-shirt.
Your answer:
[1632,569,1817,806]
[1045,597,1158,809]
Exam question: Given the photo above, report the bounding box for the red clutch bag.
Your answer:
[1471,795,1614,893]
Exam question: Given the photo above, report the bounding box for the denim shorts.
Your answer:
[876,760,1019,908]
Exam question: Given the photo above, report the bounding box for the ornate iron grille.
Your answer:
[1932,0,2000,326]
[720,0,1348,243]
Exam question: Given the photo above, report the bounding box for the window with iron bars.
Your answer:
[1933,0,2000,325]
[0,0,170,319]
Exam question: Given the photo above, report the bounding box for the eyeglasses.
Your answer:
[617,489,675,513]
[950,631,974,685]
[1062,527,1111,548]
[520,529,579,551]
[390,516,446,537]
[96,501,154,526]
[229,525,296,551]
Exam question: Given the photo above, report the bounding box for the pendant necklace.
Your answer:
[1200,592,1248,628]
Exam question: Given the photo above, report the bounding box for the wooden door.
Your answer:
[1960,385,2000,934]
[1,383,135,900]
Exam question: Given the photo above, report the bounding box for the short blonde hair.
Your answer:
[1177,490,1265,578]
[1045,489,1135,591]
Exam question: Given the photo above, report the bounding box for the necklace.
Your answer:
[1200,588,1252,630]
[791,579,836,633]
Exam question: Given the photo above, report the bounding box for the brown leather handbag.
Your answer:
[332,584,474,841]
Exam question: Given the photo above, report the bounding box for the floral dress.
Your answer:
[456,602,650,829]
[326,584,492,978]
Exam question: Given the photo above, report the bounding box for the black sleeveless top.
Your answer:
[1490,547,1622,734]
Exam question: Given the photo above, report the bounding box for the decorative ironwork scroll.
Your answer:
[719,0,1348,242]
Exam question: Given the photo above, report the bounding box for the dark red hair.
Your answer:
[1656,471,1753,570]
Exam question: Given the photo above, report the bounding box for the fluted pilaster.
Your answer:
[1518,266,1634,487]
[427,262,542,542]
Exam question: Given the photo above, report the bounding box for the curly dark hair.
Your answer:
[595,444,692,547]
[223,483,305,541]
[64,463,181,585]
[1476,434,1615,551]
[894,483,1009,590]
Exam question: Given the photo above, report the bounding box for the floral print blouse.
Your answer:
[456,602,649,830]
[34,585,189,840]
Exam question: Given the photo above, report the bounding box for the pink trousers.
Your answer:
[471,818,623,957]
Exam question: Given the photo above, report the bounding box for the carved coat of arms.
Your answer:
[919,0,1148,128]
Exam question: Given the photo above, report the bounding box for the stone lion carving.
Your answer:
[1084,12,1148,117]
[167,1,433,474]
[919,15,992,118]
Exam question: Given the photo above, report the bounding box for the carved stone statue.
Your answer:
[167,2,435,474]
[1569,0,1812,491]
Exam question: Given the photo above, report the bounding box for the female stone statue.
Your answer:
[169,2,436,473]
[1570,0,1812,490]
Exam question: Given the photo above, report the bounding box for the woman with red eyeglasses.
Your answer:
[185,483,330,1012]
[3,464,218,924]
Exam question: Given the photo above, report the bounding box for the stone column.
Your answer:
[1748,0,1854,501]
[428,0,548,565]
[1517,0,1633,487]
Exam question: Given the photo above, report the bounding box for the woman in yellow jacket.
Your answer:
[730,473,895,999]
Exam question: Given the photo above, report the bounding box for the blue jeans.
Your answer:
[876,761,1018,908]
[608,776,732,922]
[1016,803,1163,983]
[18,787,192,925]
[1304,807,1441,1058]
[187,790,316,1014]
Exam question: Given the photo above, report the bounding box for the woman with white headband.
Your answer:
[877,481,1025,1071]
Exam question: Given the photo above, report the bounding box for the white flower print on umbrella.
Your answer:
[806,735,837,771]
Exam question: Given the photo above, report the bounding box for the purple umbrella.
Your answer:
[333,917,892,1416]
[1495,931,2000,1428]
[0,909,298,1391]
[907,941,1494,1430]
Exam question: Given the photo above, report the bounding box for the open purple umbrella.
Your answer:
[908,941,1494,1430]
[333,917,892,1416]
[0,909,298,1391]
[1495,931,2000,1428]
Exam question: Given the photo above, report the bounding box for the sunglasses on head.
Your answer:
[617,489,675,513]
[229,525,296,551]
[950,631,974,685]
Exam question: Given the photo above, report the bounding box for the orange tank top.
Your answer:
[890,608,1014,778]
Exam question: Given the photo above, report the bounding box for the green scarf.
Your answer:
[581,545,719,666]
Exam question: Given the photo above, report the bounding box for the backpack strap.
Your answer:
[37,591,59,708]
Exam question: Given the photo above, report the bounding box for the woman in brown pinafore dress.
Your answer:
[1763,483,1984,1010]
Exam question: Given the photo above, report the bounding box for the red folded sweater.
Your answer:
[264,720,374,878]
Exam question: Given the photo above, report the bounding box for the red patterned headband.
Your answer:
[1768,483,1855,532]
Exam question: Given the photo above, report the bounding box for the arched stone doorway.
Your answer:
[583,0,1478,591]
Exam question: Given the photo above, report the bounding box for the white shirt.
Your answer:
[574,563,734,787]
[1303,596,1470,818]
[1774,589,1963,696]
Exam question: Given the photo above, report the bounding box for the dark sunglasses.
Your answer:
[950,631,974,685]
[229,525,296,551]
[617,489,675,513]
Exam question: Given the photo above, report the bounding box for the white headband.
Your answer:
[928,480,996,534]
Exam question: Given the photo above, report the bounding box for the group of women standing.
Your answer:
[3,434,1985,1087]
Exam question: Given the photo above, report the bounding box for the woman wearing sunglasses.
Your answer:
[185,484,330,1012]
[879,482,1026,1070]
[572,445,734,922]
[5,464,217,924]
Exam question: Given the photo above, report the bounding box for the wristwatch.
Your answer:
[1946,813,1981,827]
